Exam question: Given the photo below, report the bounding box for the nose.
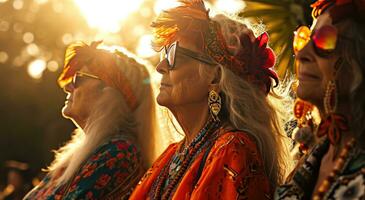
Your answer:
[296,41,315,64]
[156,59,169,74]
[63,81,74,94]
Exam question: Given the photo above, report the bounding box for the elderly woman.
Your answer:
[276,0,365,199]
[130,0,288,199]
[23,41,158,199]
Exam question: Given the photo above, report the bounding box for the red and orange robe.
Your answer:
[130,130,273,199]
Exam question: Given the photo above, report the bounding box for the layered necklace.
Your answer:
[152,119,220,200]
[312,137,356,200]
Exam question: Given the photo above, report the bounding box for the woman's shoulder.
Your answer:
[91,135,140,160]
[213,129,260,153]
[65,135,143,199]
[81,135,142,176]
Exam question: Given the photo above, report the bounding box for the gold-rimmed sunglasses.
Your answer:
[71,71,100,88]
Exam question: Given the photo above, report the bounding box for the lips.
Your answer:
[298,71,320,81]
[160,83,172,87]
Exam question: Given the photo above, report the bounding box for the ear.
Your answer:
[208,67,221,93]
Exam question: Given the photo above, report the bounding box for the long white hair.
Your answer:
[46,47,159,185]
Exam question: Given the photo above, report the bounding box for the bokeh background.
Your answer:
[0,0,253,193]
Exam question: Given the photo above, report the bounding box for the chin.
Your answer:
[61,104,74,119]
[297,82,322,107]
[156,94,168,106]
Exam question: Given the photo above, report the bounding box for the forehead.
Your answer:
[311,12,333,31]
[175,34,205,53]
[78,65,92,73]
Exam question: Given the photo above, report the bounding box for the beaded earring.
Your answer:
[317,59,349,146]
[292,98,316,154]
[208,90,221,122]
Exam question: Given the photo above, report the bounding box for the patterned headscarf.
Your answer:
[151,0,278,94]
[58,41,138,111]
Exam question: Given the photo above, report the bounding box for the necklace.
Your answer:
[312,137,356,200]
[152,119,220,200]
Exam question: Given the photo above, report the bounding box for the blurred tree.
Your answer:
[240,0,313,79]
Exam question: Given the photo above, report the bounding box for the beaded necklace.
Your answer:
[312,137,356,200]
[152,119,220,200]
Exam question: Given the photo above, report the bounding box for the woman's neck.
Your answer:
[171,102,210,145]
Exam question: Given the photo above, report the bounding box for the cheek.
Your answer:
[317,57,339,84]
[170,71,208,104]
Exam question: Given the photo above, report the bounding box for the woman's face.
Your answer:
[155,36,215,110]
[296,12,352,108]
[62,66,104,127]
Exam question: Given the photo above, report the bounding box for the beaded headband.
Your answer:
[58,41,138,111]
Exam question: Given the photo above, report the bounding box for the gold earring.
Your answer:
[318,80,349,147]
[324,80,337,115]
[208,90,221,122]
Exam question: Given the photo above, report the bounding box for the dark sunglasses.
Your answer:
[71,72,100,88]
[293,25,352,57]
[160,41,216,70]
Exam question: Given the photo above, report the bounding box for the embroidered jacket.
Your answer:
[130,130,273,200]
[24,135,144,200]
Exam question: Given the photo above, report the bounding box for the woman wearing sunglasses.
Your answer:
[130,1,289,199]
[276,0,365,199]
[24,41,159,199]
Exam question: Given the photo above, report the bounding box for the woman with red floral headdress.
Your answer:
[130,0,289,199]
[23,42,159,200]
[276,0,365,199]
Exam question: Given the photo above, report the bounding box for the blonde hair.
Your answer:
[47,47,159,185]
[204,14,290,186]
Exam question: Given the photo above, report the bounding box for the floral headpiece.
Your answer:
[311,0,365,22]
[58,41,138,111]
[205,20,277,93]
[152,0,278,94]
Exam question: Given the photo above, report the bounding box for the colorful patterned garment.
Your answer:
[130,130,273,200]
[24,135,144,200]
[276,138,365,200]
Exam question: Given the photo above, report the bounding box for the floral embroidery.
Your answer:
[23,135,143,200]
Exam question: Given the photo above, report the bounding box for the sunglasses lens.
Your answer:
[72,74,78,87]
[312,25,338,53]
[167,43,177,69]
[293,26,311,54]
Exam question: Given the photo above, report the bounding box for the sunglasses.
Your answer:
[71,71,100,88]
[293,25,352,57]
[160,41,216,70]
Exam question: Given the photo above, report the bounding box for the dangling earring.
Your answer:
[318,80,349,146]
[208,90,221,122]
[292,98,315,154]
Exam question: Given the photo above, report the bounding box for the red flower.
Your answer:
[95,174,111,189]
[81,163,97,178]
[318,113,349,145]
[116,152,124,159]
[116,142,128,150]
[86,191,94,200]
[106,157,117,169]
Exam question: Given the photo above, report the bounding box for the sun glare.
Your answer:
[214,0,245,14]
[136,34,156,58]
[28,59,46,79]
[154,0,180,14]
[73,0,144,33]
